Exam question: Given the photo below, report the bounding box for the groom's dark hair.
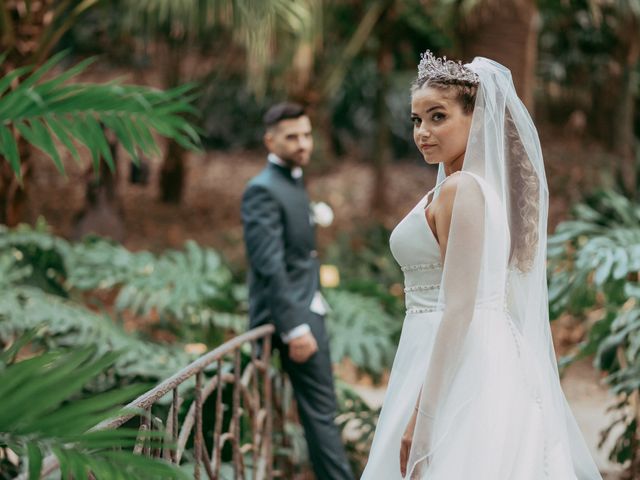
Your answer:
[263,102,306,129]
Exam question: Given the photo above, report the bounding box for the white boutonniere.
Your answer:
[311,201,334,227]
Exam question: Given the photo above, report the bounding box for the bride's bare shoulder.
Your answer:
[436,174,461,205]
[433,172,483,211]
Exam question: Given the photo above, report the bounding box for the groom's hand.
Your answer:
[288,331,318,363]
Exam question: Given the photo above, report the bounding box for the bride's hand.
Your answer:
[400,408,434,478]
[400,409,417,477]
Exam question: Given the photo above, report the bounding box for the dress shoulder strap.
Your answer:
[427,170,486,198]
[423,171,487,211]
[425,171,461,202]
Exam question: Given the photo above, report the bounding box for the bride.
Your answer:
[360,51,602,479]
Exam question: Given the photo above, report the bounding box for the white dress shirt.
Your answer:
[268,153,303,179]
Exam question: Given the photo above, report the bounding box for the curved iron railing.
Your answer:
[21,324,297,480]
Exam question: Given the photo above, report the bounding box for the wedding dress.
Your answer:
[361,57,602,480]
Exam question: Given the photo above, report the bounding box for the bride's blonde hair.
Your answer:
[505,110,539,273]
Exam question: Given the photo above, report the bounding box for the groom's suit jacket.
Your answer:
[241,162,321,337]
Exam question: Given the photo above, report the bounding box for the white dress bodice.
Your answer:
[389,192,443,314]
[389,174,510,315]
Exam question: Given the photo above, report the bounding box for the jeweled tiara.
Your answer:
[417,50,479,85]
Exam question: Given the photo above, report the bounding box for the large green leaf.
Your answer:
[549,187,640,470]
[325,289,398,375]
[0,284,190,386]
[0,224,245,360]
[548,189,640,316]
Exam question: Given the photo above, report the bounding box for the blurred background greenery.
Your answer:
[1,0,640,478]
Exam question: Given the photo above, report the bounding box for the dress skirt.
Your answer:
[361,307,580,480]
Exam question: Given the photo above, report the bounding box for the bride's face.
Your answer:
[411,86,473,170]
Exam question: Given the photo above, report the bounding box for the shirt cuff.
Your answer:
[281,323,311,344]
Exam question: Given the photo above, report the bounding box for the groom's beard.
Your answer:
[281,150,311,168]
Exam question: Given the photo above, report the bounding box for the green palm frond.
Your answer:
[0,51,201,181]
[126,0,317,35]
[0,342,188,480]
[121,0,320,95]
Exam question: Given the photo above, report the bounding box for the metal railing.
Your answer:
[27,324,294,480]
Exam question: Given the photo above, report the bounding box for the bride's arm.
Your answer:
[419,173,485,417]
[400,174,485,477]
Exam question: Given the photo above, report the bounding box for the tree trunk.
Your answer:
[589,81,616,147]
[0,153,30,227]
[159,140,186,204]
[457,0,539,111]
[159,42,187,204]
[611,16,640,199]
[0,1,55,226]
[0,131,33,228]
[0,160,12,225]
[72,135,125,242]
[370,4,395,217]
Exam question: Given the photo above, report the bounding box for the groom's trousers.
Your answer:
[278,313,354,480]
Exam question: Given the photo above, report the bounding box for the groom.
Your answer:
[241,102,353,480]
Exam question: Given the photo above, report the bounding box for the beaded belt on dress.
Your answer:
[406,302,510,315]
[401,262,441,272]
[402,262,442,314]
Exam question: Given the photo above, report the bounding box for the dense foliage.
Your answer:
[0,333,187,480]
[549,189,640,471]
[0,222,394,475]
